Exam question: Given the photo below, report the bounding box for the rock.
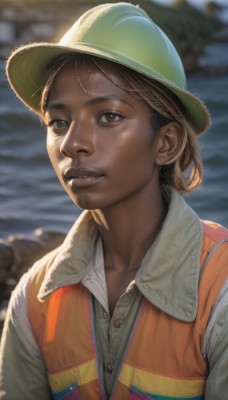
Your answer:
[0,228,65,337]
[0,241,15,284]
[6,228,65,279]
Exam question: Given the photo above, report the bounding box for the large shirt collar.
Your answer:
[38,187,203,322]
[135,187,203,321]
[38,210,99,298]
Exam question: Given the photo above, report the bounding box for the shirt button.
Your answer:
[106,362,113,373]
[102,311,108,319]
[113,320,121,328]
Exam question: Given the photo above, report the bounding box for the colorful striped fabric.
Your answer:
[130,386,204,400]
[52,383,79,400]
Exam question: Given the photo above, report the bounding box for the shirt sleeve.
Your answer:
[204,289,228,399]
[0,272,52,400]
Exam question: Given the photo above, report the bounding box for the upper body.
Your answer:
[0,2,227,400]
[1,187,228,399]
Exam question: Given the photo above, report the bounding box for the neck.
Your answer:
[91,186,167,272]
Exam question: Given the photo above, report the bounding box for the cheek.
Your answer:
[118,125,156,164]
[123,131,159,177]
[46,133,62,173]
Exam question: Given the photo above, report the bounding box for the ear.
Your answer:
[155,122,182,166]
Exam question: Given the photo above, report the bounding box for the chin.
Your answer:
[70,195,100,211]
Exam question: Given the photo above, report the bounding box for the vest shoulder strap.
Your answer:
[199,221,228,362]
[199,238,228,282]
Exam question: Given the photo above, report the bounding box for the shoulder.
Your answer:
[28,246,61,285]
[200,222,228,374]
[200,220,228,268]
[201,220,228,248]
[200,219,228,276]
[2,246,60,331]
[198,221,228,366]
[198,220,228,326]
[6,246,59,313]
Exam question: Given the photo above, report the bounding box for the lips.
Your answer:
[64,166,104,187]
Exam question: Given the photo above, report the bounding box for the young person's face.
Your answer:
[44,59,162,210]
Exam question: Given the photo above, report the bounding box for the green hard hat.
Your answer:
[6,2,210,135]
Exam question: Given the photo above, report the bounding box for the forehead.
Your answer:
[43,56,157,127]
[44,55,145,109]
[75,56,123,77]
[52,56,129,92]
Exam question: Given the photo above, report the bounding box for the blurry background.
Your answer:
[0,0,228,238]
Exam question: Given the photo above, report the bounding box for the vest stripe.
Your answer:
[130,386,204,399]
[52,383,78,400]
[48,359,98,392]
[119,364,205,397]
[130,386,204,400]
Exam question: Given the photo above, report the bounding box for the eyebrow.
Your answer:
[85,95,133,108]
[46,94,134,112]
[46,103,66,112]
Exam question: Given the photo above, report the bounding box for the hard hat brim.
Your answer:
[6,42,210,135]
[6,1,211,135]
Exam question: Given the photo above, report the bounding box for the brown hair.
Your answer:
[40,53,203,194]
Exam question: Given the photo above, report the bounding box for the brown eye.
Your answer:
[99,112,123,124]
[48,119,69,132]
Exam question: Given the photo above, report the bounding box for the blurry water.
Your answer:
[186,43,228,225]
[0,62,78,237]
[0,43,228,238]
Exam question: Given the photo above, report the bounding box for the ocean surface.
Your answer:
[0,42,228,238]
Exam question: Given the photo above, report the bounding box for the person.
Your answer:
[0,2,228,399]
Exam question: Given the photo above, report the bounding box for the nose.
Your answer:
[60,120,94,158]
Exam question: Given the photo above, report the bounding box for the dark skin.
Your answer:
[92,199,167,314]
[44,59,181,315]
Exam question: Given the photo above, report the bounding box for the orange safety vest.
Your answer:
[27,221,228,400]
